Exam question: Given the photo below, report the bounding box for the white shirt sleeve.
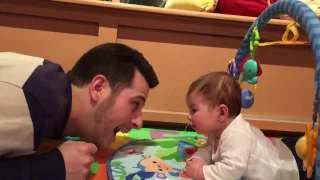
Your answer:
[189,134,213,164]
[202,130,252,180]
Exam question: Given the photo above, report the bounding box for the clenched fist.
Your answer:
[183,157,206,180]
[58,141,97,180]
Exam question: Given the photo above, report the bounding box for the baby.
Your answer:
[182,71,301,180]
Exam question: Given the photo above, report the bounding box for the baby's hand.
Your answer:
[182,157,206,180]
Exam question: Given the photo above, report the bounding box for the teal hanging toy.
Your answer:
[239,26,263,109]
[240,26,262,84]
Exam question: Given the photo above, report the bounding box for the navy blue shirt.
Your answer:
[0,52,71,179]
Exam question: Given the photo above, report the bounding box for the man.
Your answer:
[0,43,159,180]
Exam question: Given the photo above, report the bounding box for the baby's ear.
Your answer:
[218,104,229,121]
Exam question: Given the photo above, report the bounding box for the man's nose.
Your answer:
[132,115,143,129]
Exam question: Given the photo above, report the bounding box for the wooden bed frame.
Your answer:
[0,0,317,133]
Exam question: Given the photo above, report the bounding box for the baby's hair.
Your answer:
[187,71,242,117]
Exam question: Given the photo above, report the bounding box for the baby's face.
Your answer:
[186,93,222,134]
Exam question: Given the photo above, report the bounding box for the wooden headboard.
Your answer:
[0,0,316,132]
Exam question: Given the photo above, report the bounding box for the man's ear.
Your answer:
[89,75,110,103]
[217,104,229,122]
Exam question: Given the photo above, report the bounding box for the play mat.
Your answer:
[39,127,285,180]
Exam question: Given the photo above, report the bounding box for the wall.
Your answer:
[0,0,316,132]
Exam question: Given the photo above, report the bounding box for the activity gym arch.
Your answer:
[228,0,319,178]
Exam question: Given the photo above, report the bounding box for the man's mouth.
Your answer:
[114,127,130,135]
[114,128,119,135]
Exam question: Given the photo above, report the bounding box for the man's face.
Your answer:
[89,70,149,150]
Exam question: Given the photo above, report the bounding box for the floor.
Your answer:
[39,127,284,180]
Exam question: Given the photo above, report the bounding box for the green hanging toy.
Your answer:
[240,26,263,85]
[237,26,263,109]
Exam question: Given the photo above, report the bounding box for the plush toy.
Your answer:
[240,57,262,85]
[279,0,320,20]
[164,0,218,12]
[215,0,278,17]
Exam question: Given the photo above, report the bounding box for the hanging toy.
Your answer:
[239,26,263,109]
[295,124,318,178]
[240,57,262,85]
[227,59,236,77]
[295,92,319,179]
[295,95,319,179]
[259,21,309,46]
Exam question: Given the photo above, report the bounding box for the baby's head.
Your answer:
[186,71,242,135]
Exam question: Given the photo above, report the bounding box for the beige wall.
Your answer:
[0,0,316,132]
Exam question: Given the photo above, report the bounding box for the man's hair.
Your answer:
[67,43,159,92]
[187,71,242,117]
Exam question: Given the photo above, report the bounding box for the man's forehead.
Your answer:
[116,71,149,100]
[116,88,147,103]
[125,87,148,99]
[131,70,149,97]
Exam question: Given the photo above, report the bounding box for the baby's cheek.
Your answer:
[202,123,215,133]
[192,116,203,124]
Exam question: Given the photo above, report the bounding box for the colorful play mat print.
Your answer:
[107,137,206,180]
[38,128,285,180]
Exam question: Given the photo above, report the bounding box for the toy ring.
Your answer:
[239,80,257,100]
[227,59,236,76]
[239,80,257,109]
[282,21,299,42]
[259,21,309,46]
[248,84,257,101]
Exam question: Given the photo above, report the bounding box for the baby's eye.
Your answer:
[191,108,197,114]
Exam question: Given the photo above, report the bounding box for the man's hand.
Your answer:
[58,141,98,180]
[182,157,206,180]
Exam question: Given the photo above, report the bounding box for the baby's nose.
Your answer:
[187,114,192,120]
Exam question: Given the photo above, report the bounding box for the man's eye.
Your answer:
[133,102,140,110]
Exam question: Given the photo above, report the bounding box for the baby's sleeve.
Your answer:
[202,130,251,180]
[188,134,213,164]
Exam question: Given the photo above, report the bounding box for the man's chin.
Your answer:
[95,143,110,151]
[96,137,117,151]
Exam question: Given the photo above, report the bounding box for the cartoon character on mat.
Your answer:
[126,155,187,179]
[121,148,143,155]
[176,141,197,162]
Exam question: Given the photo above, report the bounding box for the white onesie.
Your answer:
[190,114,299,180]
